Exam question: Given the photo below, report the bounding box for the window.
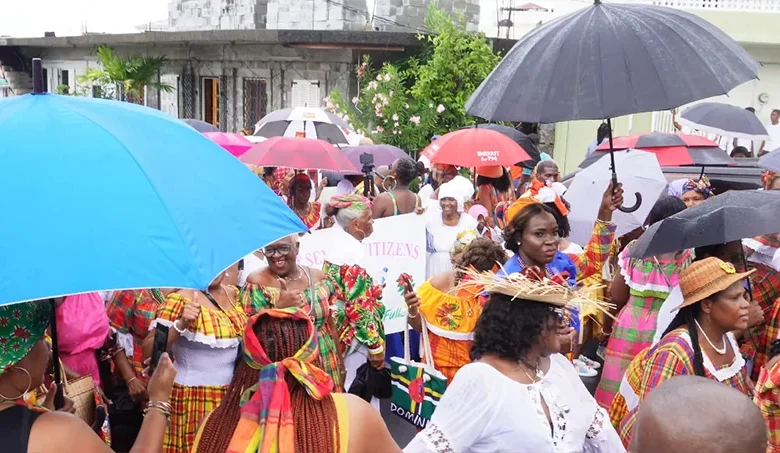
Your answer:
[202,77,220,127]
[91,85,104,98]
[160,74,179,118]
[290,80,321,108]
[42,68,49,92]
[59,70,70,94]
[243,78,267,130]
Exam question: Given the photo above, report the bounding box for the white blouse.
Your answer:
[404,356,626,453]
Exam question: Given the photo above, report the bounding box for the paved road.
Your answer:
[381,399,417,446]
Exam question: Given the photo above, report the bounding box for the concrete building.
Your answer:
[372,0,481,32]
[0,30,423,131]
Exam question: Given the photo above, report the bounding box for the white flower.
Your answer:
[362,62,368,67]
[384,73,392,82]
[375,102,383,110]
[352,96,359,105]
[394,122,399,127]
[323,96,331,104]
[429,103,434,108]
[390,91,395,96]
[376,74,383,81]
[367,81,378,90]
[393,130,398,135]
[392,114,399,121]
[405,103,409,109]
[437,104,446,113]
[410,116,421,125]
[377,125,384,132]
[383,99,389,106]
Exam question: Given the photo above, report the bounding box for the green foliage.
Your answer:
[77,45,173,103]
[326,5,501,154]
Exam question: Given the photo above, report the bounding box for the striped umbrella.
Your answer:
[254,107,355,144]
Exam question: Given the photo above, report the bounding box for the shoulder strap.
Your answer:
[387,191,399,216]
[200,290,225,312]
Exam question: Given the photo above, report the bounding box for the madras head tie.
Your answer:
[227,308,334,453]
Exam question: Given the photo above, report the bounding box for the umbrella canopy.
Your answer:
[628,190,780,258]
[345,144,410,169]
[203,132,254,157]
[0,93,306,306]
[758,149,780,174]
[240,136,357,172]
[420,128,531,167]
[469,123,541,169]
[254,107,354,144]
[182,118,220,133]
[565,150,667,246]
[579,132,735,168]
[465,1,759,123]
[678,102,769,141]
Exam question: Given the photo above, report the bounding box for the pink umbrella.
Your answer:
[240,136,357,172]
[203,132,254,157]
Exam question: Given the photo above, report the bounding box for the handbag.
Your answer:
[348,361,392,401]
[389,316,447,429]
[62,367,98,425]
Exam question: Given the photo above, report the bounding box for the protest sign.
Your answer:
[297,213,426,334]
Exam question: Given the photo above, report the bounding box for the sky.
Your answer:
[1,0,377,38]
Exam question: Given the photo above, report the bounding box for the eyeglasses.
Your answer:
[263,245,293,257]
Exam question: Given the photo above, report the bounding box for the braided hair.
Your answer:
[195,317,340,453]
[662,303,706,377]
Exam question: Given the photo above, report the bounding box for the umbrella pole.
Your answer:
[607,118,642,213]
[741,248,754,300]
[48,298,65,409]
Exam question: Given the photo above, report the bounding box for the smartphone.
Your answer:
[151,325,169,376]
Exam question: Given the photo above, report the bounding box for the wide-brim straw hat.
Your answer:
[675,257,755,310]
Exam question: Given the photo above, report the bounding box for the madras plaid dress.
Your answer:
[106,289,164,380]
[754,360,780,453]
[153,289,247,453]
[608,346,650,429]
[595,242,693,409]
[743,261,780,380]
[241,281,345,390]
[618,328,750,447]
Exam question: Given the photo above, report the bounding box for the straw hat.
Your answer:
[675,257,755,310]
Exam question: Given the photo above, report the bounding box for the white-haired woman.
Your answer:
[323,194,386,409]
[242,234,345,389]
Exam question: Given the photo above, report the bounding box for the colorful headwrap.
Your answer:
[450,229,478,255]
[505,195,541,225]
[682,175,714,198]
[227,308,333,453]
[272,167,294,195]
[327,194,371,213]
[762,170,779,190]
[0,301,50,374]
[527,179,569,216]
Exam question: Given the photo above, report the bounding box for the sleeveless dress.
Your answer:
[242,273,345,390]
[0,405,42,453]
[151,288,247,453]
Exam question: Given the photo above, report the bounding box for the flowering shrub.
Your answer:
[326,7,501,154]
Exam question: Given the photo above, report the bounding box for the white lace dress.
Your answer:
[404,356,626,453]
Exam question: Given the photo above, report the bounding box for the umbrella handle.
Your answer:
[618,192,643,213]
[606,117,643,213]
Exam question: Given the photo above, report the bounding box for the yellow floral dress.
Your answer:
[150,288,247,453]
[417,278,484,383]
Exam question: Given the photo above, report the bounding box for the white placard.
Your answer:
[297,213,426,334]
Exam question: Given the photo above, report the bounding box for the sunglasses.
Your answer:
[263,244,293,257]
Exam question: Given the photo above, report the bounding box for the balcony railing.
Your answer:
[646,0,780,11]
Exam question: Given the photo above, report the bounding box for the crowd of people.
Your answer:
[4,141,780,453]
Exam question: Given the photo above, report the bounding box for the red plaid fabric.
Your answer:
[755,360,780,453]
[743,262,780,380]
[106,289,163,380]
[570,219,617,283]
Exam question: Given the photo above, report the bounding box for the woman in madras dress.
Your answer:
[288,173,325,230]
[144,272,247,453]
[322,194,386,410]
[618,257,754,447]
[595,196,691,409]
[242,234,345,389]
[407,237,508,383]
[754,341,780,453]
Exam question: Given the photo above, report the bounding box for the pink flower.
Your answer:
[362,61,368,68]
[352,97,359,105]
[392,113,399,121]
[357,68,364,76]
[376,74,383,81]
[375,102,383,110]
[437,104,446,113]
[410,116,421,125]
[377,125,384,132]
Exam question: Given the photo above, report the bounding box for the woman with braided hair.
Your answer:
[322,194,387,409]
[406,237,508,383]
[191,308,398,453]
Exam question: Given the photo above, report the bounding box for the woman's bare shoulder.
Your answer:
[430,270,457,292]
[341,394,402,453]
[29,412,110,453]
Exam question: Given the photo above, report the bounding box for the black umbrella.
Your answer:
[468,124,541,169]
[628,190,780,259]
[758,149,780,173]
[182,118,220,133]
[679,103,769,141]
[255,121,348,144]
[465,0,758,213]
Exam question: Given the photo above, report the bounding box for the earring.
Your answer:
[224,272,229,278]
[707,312,711,322]
[383,176,397,192]
[0,367,32,401]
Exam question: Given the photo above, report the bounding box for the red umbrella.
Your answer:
[421,128,531,167]
[203,132,253,157]
[585,132,735,167]
[240,136,357,172]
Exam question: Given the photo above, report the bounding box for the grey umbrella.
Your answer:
[628,190,780,258]
[182,118,220,133]
[758,149,780,173]
[465,1,758,123]
[465,0,758,213]
[679,103,769,141]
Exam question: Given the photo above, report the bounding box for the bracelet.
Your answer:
[127,377,138,385]
[368,344,385,356]
[173,319,188,334]
[407,308,419,319]
[144,401,172,418]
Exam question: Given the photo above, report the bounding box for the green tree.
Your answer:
[78,45,172,104]
[326,6,501,154]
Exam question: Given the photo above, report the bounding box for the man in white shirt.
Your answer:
[759,109,780,156]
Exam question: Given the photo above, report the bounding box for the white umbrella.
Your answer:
[564,149,667,247]
[254,107,355,144]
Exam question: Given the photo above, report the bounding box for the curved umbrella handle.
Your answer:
[618,192,642,213]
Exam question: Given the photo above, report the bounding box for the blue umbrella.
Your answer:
[0,92,306,306]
